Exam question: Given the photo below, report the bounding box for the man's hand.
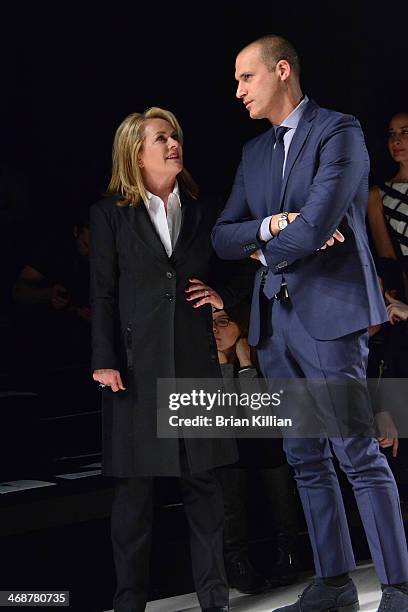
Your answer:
[93,369,126,392]
[269,212,344,250]
[269,212,300,236]
[318,229,345,250]
[250,249,263,261]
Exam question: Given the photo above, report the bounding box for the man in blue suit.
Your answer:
[212,35,408,612]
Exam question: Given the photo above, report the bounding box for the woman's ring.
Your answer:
[99,383,107,388]
[204,290,209,297]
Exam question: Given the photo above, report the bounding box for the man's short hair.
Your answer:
[247,35,301,77]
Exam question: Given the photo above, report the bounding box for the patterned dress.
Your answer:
[380,182,408,257]
[377,182,408,380]
[377,181,408,297]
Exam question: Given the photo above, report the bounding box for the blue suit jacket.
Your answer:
[212,99,387,343]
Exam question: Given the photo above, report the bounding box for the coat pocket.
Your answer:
[125,325,133,370]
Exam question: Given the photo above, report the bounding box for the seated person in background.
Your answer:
[12,214,91,371]
[368,112,408,301]
[376,290,408,459]
[370,289,408,463]
[214,302,300,594]
[367,113,408,459]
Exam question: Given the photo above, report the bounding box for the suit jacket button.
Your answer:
[165,292,174,302]
[166,271,173,279]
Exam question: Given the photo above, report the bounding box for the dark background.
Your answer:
[1,2,407,607]
[1,0,407,222]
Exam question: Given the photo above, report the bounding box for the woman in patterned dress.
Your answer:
[368,113,408,458]
[368,112,408,300]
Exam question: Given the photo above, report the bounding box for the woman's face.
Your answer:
[212,310,240,352]
[388,114,408,164]
[139,118,183,182]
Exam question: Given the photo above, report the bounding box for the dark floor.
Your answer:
[2,465,400,612]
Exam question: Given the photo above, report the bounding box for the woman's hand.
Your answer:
[385,292,408,324]
[93,369,126,392]
[217,350,228,364]
[235,337,252,368]
[185,278,223,309]
[375,411,399,458]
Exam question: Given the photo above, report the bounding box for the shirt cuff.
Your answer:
[259,216,273,242]
[257,252,268,266]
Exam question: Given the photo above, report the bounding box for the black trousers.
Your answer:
[111,470,228,611]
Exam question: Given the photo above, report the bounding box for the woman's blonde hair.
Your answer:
[107,107,199,206]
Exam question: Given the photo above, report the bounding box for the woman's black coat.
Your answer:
[90,192,244,476]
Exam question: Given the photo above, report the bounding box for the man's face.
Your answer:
[235,45,282,121]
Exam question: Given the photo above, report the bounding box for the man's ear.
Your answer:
[276,59,291,81]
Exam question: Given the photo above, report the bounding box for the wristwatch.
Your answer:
[277,212,289,231]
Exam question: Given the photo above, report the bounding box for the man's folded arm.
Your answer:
[211,161,264,260]
[263,117,368,271]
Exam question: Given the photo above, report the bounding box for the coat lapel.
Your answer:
[265,128,276,214]
[121,200,169,262]
[118,192,202,264]
[280,100,318,210]
[171,193,202,264]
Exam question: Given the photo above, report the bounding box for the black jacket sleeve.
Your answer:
[89,201,120,371]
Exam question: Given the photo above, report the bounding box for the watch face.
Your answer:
[278,217,288,230]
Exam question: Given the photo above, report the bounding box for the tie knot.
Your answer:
[275,126,288,143]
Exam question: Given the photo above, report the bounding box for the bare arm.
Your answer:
[367,186,397,259]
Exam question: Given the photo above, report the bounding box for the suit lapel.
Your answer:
[280,100,319,210]
[265,129,276,214]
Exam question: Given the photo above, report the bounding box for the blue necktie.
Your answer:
[270,126,289,213]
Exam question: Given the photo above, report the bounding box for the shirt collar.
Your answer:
[278,95,309,131]
[145,180,181,208]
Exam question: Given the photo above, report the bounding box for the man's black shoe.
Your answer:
[272,578,359,611]
[377,586,408,611]
[202,607,229,612]
[225,554,271,594]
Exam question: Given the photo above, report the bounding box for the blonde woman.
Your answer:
[90,108,243,612]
